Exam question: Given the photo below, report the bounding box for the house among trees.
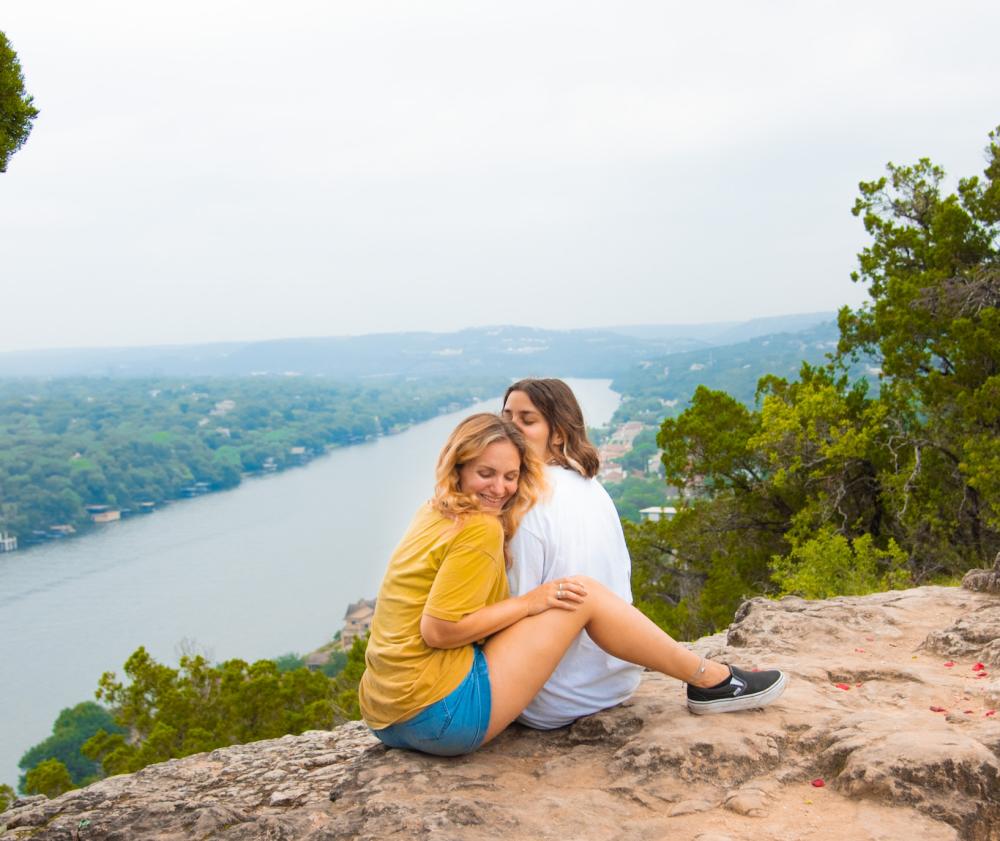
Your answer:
[341,599,376,649]
[49,524,76,536]
[598,463,626,483]
[304,650,333,671]
[639,506,677,523]
[85,504,121,524]
[610,421,644,446]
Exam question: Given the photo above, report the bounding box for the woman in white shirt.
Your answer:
[503,378,786,724]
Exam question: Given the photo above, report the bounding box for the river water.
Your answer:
[0,378,619,787]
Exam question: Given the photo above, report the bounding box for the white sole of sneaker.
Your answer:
[687,671,788,715]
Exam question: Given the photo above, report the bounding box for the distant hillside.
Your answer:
[0,315,836,380]
[610,320,876,423]
[608,311,836,347]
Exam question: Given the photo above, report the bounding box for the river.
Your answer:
[0,378,620,788]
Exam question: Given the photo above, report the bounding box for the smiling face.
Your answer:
[457,439,521,513]
[502,389,561,462]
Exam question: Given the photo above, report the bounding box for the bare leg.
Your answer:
[481,576,729,743]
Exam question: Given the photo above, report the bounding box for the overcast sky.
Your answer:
[1,1,998,352]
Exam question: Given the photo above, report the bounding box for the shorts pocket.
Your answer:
[398,697,453,745]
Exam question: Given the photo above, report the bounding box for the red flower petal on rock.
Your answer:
[943,661,955,667]
[973,663,986,671]
[976,673,989,679]
[929,706,947,713]
[855,648,865,653]
[835,683,851,691]
[986,710,996,717]
[965,710,975,714]
[811,779,825,787]
[855,682,863,687]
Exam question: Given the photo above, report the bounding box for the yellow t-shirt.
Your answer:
[359,504,508,730]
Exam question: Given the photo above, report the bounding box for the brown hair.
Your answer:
[432,413,545,565]
[502,379,601,478]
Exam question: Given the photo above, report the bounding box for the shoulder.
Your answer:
[523,466,587,514]
[537,465,583,500]
[408,506,502,553]
[519,466,596,534]
[449,514,504,567]
[544,466,610,507]
[455,512,504,543]
[420,504,500,538]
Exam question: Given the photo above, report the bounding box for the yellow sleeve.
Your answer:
[424,516,504,622]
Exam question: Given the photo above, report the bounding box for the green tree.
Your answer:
[750,367,890,548]
[18,701,122,791]
[273,652,306,672]
[772,529,910,599]
[83,646,335,776]
[654,384,787,624]
[624,518,703,640]
[0,31,39,172]
[0,783,15,812]
[838,124,1000,569]
[331,635,367,721]
[23,759,74,798]
[629,125,1000,633]
[605,475,674,522]
[321,649,348,677]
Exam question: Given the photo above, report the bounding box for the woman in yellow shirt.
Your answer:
[360,413,785,756]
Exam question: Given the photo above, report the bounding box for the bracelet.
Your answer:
[687,654,707,683]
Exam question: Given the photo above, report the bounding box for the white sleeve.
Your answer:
[507,526,547,596]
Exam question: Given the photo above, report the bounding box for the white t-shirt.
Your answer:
[508,465,643,728]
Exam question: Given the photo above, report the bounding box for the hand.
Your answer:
[522,577,588,616]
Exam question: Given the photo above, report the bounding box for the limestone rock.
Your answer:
[921,602,1000,666]
[2,586,998,841]
[667,799,715,816]
[963,551,1000,594]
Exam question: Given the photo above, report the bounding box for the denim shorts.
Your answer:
[371,645,491,756]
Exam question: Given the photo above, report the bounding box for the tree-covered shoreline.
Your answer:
[0,375,508,545]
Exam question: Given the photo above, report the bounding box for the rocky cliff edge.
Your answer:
[3,585,1000,841]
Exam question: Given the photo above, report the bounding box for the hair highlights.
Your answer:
[432,413,544,564]
[503,379,601,478]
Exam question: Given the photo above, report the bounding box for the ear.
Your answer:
[550,429,565,448]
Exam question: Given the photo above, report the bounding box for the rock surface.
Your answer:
[3,586,1000,841]
[964,552,1000,595]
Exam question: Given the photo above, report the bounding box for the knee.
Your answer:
[570,575,606,594]
[569,576,624,608]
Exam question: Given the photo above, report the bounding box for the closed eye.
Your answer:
[504,411,538,424]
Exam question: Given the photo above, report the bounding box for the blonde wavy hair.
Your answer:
[432,413,545,565]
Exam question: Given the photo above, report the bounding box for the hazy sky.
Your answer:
[2,1,998,352]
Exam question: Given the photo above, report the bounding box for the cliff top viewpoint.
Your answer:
[4,585,999,841]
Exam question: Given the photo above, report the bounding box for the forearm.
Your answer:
[422,596,532,649]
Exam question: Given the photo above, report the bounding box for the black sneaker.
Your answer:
[686,665,787,715]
